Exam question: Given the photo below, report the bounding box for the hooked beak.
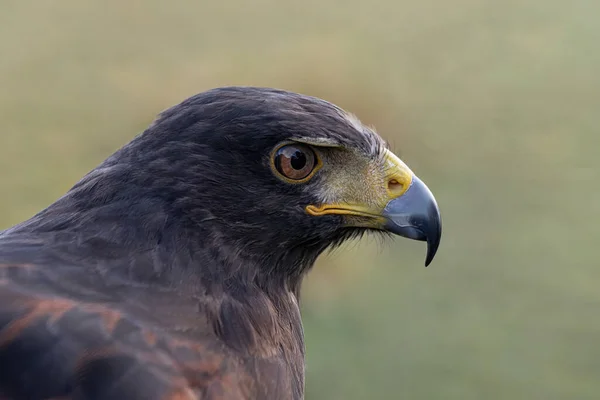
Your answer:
[382,176,441,266]
[305,148,442,266]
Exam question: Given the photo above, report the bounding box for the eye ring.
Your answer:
[270,143,322,183]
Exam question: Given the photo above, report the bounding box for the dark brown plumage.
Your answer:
[0,87,441,399]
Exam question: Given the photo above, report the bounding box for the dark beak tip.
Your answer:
[424,206,442,267]
[424,237,440,267]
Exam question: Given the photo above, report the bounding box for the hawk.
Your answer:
[0,87,441,399]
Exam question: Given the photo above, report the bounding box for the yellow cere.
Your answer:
[305,148,415,223]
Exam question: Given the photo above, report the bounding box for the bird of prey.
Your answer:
[0,87,441,399]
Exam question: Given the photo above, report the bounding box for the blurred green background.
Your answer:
[1,1,599,398]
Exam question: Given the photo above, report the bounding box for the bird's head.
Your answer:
[83,87,441,284]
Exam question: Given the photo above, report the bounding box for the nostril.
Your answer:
[388,179,404,194]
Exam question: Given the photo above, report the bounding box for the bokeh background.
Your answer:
[1,1,599,398]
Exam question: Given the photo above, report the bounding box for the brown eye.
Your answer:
[274,144,317,181]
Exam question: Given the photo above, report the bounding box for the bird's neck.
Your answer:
[2,193,309,397]
[3,166,319,297]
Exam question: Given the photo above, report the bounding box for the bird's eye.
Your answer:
[273,144,318,182]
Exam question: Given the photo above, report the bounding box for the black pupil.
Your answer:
[290,150,306,170]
